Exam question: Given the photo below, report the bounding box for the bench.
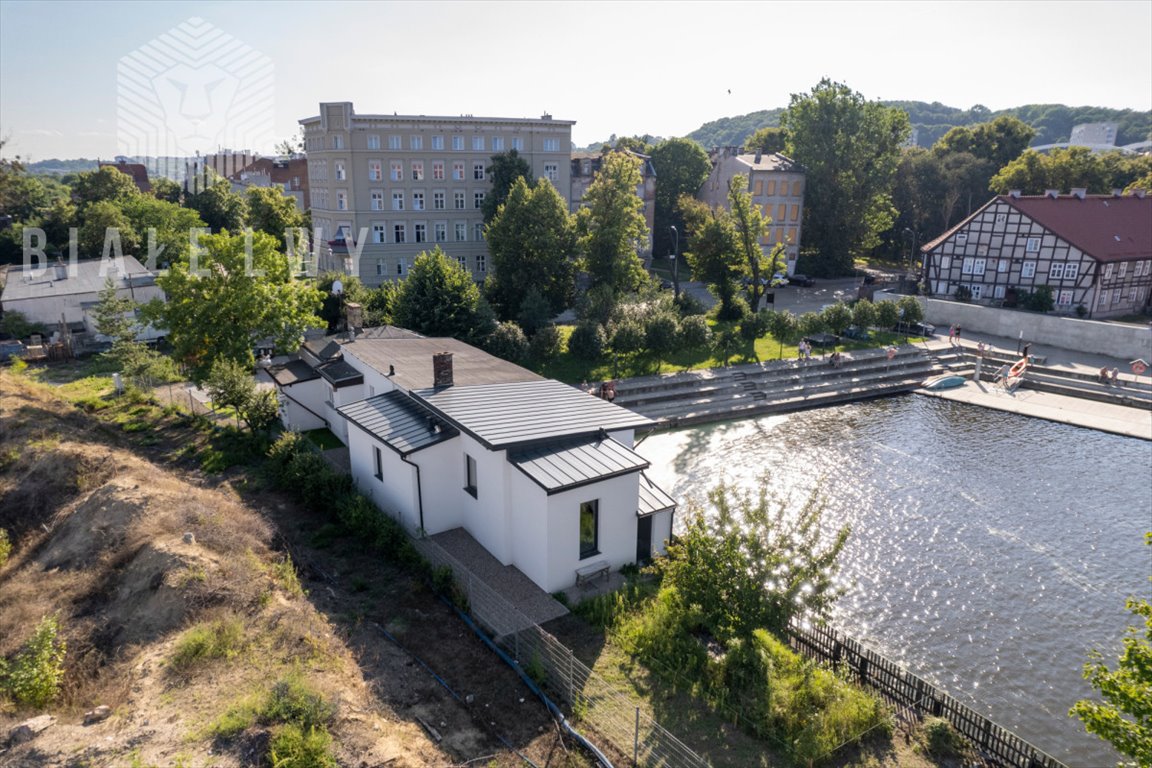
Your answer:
[575,560,610,588]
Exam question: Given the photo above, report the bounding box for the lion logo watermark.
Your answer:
[117,17,273,173]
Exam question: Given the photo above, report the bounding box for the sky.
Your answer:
[1,0,1150,162]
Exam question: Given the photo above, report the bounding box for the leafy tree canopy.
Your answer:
[745,126,788,155]
[247,186,306,251]
[577,151,649,293]
[144,230,324,381]
[186,174,248,233]
[648,137,711,259]
[71,165,141,208]
[990,147,1152,196]
[482,149,533,223]
[394,246,491,341]
[680,195,742,319]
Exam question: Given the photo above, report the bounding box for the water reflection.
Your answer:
[637,396,1151,766]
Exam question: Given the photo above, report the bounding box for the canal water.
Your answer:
[635,395,1151,766]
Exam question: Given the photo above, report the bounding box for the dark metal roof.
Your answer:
[510,437,649,494]
[343,337,542,391]
[338,391,458,456]
[637,472,676,517]
[318,359,363,387]
[268,359,319,386]
[412,380,656,450]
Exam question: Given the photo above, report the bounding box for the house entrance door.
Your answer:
[636,516,652,564]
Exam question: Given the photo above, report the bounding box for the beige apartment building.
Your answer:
[698,148,806,275]
[301,102,575,286]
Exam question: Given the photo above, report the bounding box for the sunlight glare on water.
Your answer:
[636,396,1152,766]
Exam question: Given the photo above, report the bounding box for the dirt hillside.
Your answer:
[0,370,590,767]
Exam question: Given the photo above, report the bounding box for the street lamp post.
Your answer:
[669,225,680,300]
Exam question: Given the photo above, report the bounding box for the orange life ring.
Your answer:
[1008,358,1028,378]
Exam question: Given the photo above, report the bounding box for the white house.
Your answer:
[0,256,165,340]
[270,331,676,593]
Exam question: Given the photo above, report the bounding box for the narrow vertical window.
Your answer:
[579,500,599,559]
[464,454,477,497]
[373,447,383,480]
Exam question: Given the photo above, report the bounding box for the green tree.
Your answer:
[875,299,901,330]
[144,230,324,381]
[151,177,183,204]
[247,186,306,251]
[680,197,743,320]
[649,138,711,259]
[933,116,1036,170]
[567,321,606,361]
[517,286,553,337]
[727,175,775,310]
[577,152,649,293]
[655,482,849,641]
[186,175,248,233]
[71,165,140,208]
[0,310,44,340]
[394,247,489,340]
[897,295,924,326]
[644,311,680,370]
[78,200,139,258]
[765,309,798,359]
[315,272,372,333]
[746,126,788,155]
[484,321,529,363]
[120,194,206,267]
[482,149,533,223]
[851,298,878,330]
[204,357,279,432]
[820,302,852,335]
[990,147,1152,195]
[679,314,712,352]
[1070,534,1152,765]
[91,277,138,346]
[781,79,910,275]
[484,177,577,318]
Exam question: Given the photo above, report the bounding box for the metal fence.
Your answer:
[417,539,709,768]
[788,623,1067,768]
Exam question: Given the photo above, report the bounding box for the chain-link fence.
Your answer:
[416,539,709,768]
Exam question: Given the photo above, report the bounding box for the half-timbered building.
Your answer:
[920,190,1151,318]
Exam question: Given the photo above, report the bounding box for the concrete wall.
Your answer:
[878,291,1152,361]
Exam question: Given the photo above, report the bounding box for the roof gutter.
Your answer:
[402,454,426,534]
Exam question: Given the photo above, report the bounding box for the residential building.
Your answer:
[920,189,1152,318]
[228,156,310,212]
[0,255,165,339]
[300,102,575,286]
[698,148,806,275]
[98,159,151,194]
[570,150,657,260]
[268,330,675,593]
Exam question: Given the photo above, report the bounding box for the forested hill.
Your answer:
[686,102,1152,150]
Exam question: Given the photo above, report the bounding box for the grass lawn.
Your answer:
[302,428,344,451]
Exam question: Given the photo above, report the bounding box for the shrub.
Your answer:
[567,321,606,361]
[261,677,337,730]
[716,293,749,323]
[922,716,964,757]
[1,614,66,708]
[268,724,337,768]
[674,291,707,318]
[578,284,616,326]
[679,315,712,351]
[0,527,10,568]
[170,616,246,672]
[485,321,529,362]
[608,318,646,358]
[739,309,770,341]
[528,324,562,362]
[1075,303,1088,317]
[517,287,552,337]
[953,284,972,302]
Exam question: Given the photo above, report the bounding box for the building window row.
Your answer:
[341,134,532,153]
[368,219,485,244]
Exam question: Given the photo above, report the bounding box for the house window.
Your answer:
[391,161,403,181]
[474,191,485,209]
[452,135,464,151]
[369,160,382,181]
[543,138,560,152]
[1104,263,1114,280]
[1026,237,1041,253]
[474,223,485,243]
[1049,262,1065,280]
[455,222,466,241]
[410,135,423,150]
[433,161,445,180]
[1022,261,1036,278]
[432,135,444,150]
[492,136,504,151]
[1118,262,1128,278]
[389,135,402,150]
[939,256,950,271]
[967,284,983,299]
[370,190,384,211]
[454,191,465,209]
[397,259,406,276]
[464,454,477,497]
[962,258,974,275]
[435,222,446,242]
[413,191,425,211]
[1130,287,1140,302]
[579,500,599,559]
[1065,263,1079,280]
[332,135,343,149]
[476,253,486,272]
[394,224,406,243]
[376,260,385,275]
[335,162,345,180]
[998,258,1009,273]
[412,161,424,181]
[993,284,1006,299]
[453,162,465,181]
[792,181,802,196]
[415,223,426,243]
[456,254,467,269]
[372,224,386,244]
[973,258,986,275]
[472,135,485,151]
[373,446,383,480]
[512,137,523,151]
[544,163,558,181]
[1058,289,1073,306]
[766,180,776,196]
[473,162,485,180]
[433,191,445,210]
[367,135,380,150]
[956,233,968,246]
[336,191,347,211]
[790,204,799,221]
[392,192,405,211]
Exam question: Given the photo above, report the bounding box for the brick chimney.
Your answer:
[432,352,453,388]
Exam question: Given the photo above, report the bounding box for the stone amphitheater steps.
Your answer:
[613,346,938,428]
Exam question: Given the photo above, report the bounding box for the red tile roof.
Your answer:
[923,193,1151,263]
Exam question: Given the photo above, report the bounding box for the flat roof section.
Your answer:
[511,436,649,494]
[413,379,656,450]
[342,337,542,391]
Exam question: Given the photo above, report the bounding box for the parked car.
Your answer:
[842,325,872,341]
[895,320,936,336]
[788,274,816,287]
[0,339,26,363]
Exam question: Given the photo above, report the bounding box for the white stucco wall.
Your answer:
[346,424,420,530]
[278,379,328,432]
[409,438,466,535]
[648,509,673,559]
